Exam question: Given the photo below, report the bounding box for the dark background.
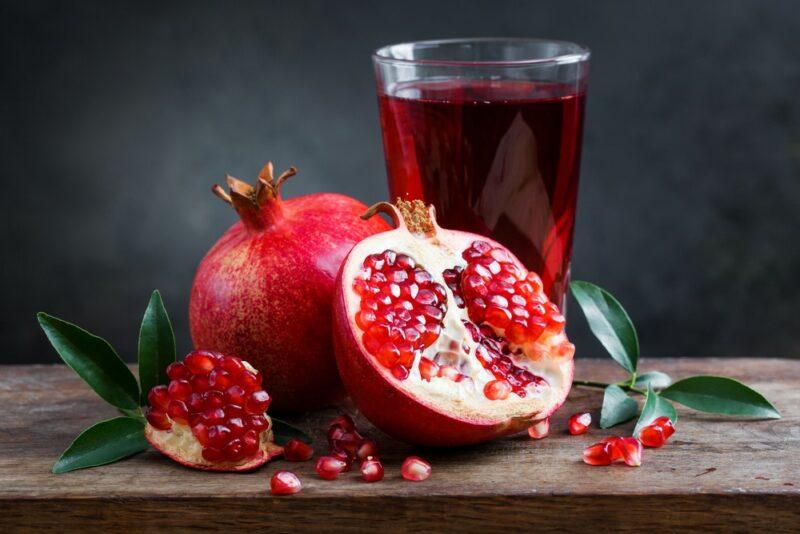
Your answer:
[2,1,799,364]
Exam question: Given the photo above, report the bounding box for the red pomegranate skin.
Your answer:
[190,179,389,413]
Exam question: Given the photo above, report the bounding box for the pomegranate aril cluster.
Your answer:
[317,414,383,481]
[353,249,447,378]
[145,350,271,464]
[583,436,643,467]
[464,321,546,399]
[450,240,566,345]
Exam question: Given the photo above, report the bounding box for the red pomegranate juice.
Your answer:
[378,80,586,308]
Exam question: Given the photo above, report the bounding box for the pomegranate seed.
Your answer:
[241,430,259,456]
[618,437,643,467]
[653,416,676,439]
[245,390,272,414]
[329,414,356,432]
[201,408,226,425]
[527,418,550,439]
[270,471,302,495]
[227,417,246,437]
[189,374,211,392]
[283,439,314,462]
[390,364,409,380]
[202,390,224,409]
[600,436,625,462]
[208,368,232,389]
[583,442,614,466]
[316,456,348,480]
[360,456,384,482]
[224,385,246,405]
[245,414,269,432]
[438,365,461,381]
[202,446,224,462]
[238,370,261,393]
[638,424,666,448]
[356,439,378,460]
[418,357,439,381]
[165,362,189,380]
[147,385,170,411]
[484,379,512,400]
[146,409,171,430]
[224,438,245,462]
[191,423,210,446]
[167,400,189,423]
[207,424,232,447]
[401,456,431,481]
[221,355,245,374]
[167,379,192,401]
[184,351,216,374]
[568,412,592,435]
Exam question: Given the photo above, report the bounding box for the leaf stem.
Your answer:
[572,379,647,396]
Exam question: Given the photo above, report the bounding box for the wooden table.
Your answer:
[1,358,798,531]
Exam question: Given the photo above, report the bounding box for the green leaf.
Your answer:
[570,281,639,374]
[38,312,140,410]
[600,385,639,428]
[52,417,148,473]
[137,290,176,404]
[271,418,313,445]
[634,371,672,389]
[660,375,780,419]
[634,384,678,436]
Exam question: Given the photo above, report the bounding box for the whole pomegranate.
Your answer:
[332,200,575,446]
[189,162,390,412]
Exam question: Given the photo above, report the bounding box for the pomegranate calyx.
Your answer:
[211,161,298,230]
[362,198,435,236]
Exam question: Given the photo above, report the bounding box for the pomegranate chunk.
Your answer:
[568,412,592,435]
[401,456,432,481]
[270,470,302,495]
[143,350,278,471]
[283,439,314,462]
[360,456,384,482]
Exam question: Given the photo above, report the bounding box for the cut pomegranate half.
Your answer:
[333,200,575,446]
[144,350,282,471]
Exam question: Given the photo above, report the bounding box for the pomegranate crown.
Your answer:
[212,161,296,230]
[362,198,436,236]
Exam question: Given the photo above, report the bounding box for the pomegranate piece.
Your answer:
[401,456,432,482]
[316,456,348,480]
[360,456,384,482]
[143,351,281,472]
[527,418,550,439]
[283,439,314,462]
[270,471,302,495]
[333,200,575,446]
[583,442,614,466]
[189,162,391,412]
[568,412,592,435]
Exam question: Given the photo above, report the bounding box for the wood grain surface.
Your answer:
[1,358,798,532]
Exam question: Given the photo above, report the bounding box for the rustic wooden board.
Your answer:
[1,358,798,532]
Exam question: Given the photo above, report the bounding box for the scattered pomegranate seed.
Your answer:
[527,418,550,439]
[600,436,625,462]
[401,456,432,481]
[568,412,592,435]
[618,437,643,467]
[638,424,667,448]
[356,439,379,460]
[484,379,512,400]
[582,442,614,466]
[653,416,676,439]
[283,439,314,462]
[360,456,384,482]
[270,470,302,495]
[316,455,348,480]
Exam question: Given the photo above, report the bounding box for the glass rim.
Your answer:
[373,37,590,67]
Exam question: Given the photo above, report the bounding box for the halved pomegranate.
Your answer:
[144,350,282,471]
[333,200,575,446]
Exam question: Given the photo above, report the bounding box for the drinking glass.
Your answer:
[373,38,590,309]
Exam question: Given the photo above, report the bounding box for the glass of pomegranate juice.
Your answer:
[373,38,590,308]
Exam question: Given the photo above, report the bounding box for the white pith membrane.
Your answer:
[342,204,574,422]
[144,361,280,468]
